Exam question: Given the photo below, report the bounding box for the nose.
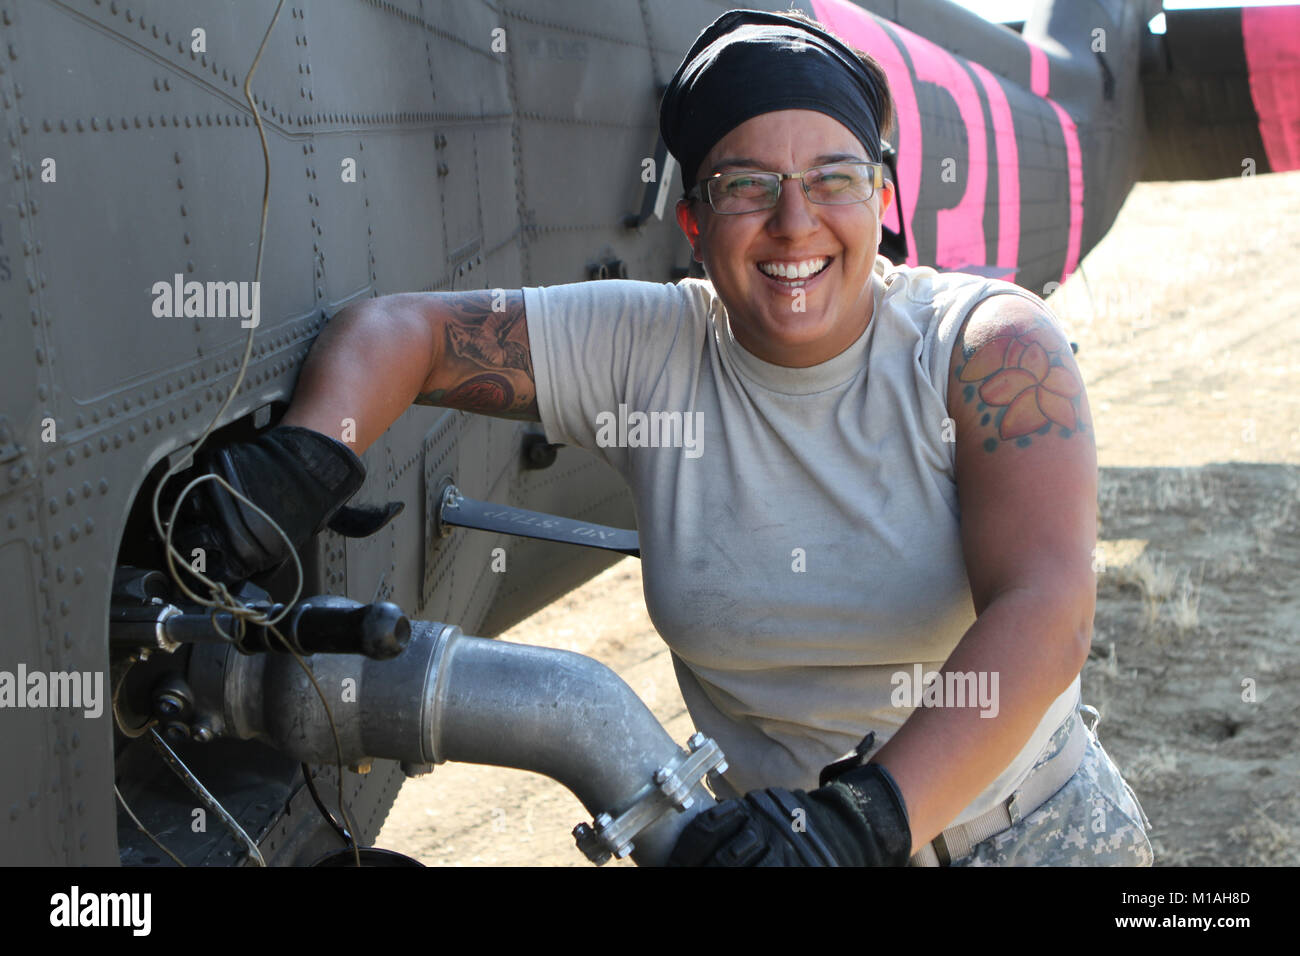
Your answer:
[765,177,820,239]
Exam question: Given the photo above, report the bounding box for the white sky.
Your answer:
[953,0,1298,22]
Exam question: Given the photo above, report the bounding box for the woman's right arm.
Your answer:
[280,290,539,453]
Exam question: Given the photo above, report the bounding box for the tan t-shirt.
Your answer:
[523,255,1080,825]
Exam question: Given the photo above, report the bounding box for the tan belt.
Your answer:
[909,708,1089,867]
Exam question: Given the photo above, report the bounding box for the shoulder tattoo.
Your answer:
[953,304,1089,452]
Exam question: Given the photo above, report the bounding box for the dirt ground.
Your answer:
[377,170,1300,866]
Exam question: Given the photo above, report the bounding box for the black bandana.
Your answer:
[659,9,886,194]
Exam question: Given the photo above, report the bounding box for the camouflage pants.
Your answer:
[951,707,1154,866]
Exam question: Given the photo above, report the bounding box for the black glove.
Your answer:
[666,762,912,867]
[170,424,403,585]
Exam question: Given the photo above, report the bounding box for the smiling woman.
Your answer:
[275,6,1152,868]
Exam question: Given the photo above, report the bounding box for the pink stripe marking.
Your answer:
[894,27,989,271]
[1047,99,1083,284]
[1028,41,1050,98]
[812,0,921,265]
[1242,6,1300,172]
[968,60,1019,276]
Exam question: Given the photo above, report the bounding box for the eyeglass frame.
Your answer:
[686,160,886,214]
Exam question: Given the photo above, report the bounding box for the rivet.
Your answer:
[84,519,93,534]
[74,567,84,583]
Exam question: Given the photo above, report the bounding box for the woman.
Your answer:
[195,9,1152,866]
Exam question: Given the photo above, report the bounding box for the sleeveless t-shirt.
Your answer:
[523,255,1081,825]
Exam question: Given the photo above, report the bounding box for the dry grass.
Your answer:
[1108,548,1204,634]
[1227,797,1300,866]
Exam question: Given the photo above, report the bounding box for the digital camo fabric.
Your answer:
[952,708,1154,867]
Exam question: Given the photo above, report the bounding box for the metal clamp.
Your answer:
[572,732,727,864]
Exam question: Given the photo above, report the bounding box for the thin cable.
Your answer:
[302,763,353,846]
[269,622,361,867]
[111,658,157,739]
[115,785,186,867]
[148,0,291,629]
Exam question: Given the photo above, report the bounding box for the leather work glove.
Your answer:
[170,424,403,586]
[667,760,912,867]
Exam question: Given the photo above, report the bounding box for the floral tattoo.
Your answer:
[955,312,1088,452]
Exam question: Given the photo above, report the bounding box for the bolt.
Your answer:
[155,693,183,717]
[594,812,613,829]
[192,725,213,743]
[687,732,706,751]
[653,767,671,785]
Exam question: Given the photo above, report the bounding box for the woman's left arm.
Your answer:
[869,293,1098,855]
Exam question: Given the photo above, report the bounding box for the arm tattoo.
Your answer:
[413,290,539,420]
[954,309,1088,452]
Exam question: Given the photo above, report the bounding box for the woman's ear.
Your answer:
[878,179,896,219]
[675,198,704,263]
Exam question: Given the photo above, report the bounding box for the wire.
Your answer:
[302,762,353,846]
[115,784,186,867]
[111,658,157,739]
[148,0,296,632]
[126,0,360,869]
[268,621,362,867]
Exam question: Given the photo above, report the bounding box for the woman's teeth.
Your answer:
[757,257,830,282]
